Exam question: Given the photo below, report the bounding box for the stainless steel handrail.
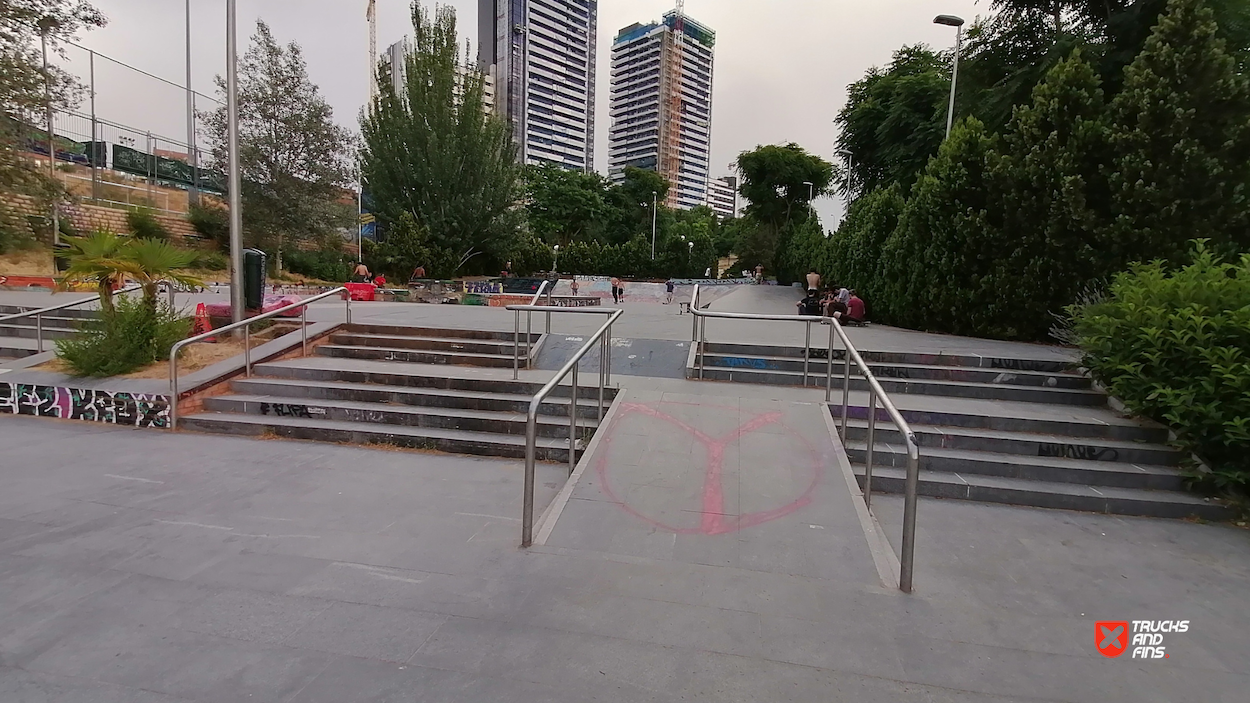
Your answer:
[0,284,144,353]
[507,304,623,547]
[688,284,923,593]
[168,287,351,430]
[518,279,550,371]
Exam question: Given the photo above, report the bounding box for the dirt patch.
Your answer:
[34,323,298,379]
[0,249,56,275]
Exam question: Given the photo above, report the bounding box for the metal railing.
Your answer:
[0,284,146,352]
[168,287,351,430]
[507,304,622,547]
[688,285,923,593]
[512,279,550,377]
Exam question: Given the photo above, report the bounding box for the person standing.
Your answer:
[353,262,370,282]
[754,264,764,283]
[806,269,821,293]
[610,276,621,304]
[570,276,580,298]
[664,279,675,304]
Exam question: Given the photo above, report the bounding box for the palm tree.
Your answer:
[58,229,131,316]
[122,239,203,312]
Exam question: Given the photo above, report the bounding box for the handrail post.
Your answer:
[244,323,251,377]
[864,390,877,510]
[825,321,835,402]
[840,327,851,438]
[900,443,920,593]
[598,333,606,423]
[35,313,43,353]
[690,285,699,341]
[803,320,811,386]
[169,349,179,430]
[569,362,578,474]
[300,306,308,355]
[605,323,612,386]
[545,284,552,334]
[522,403,538,547]
[697,316,706,379]
[345,293,352,326]
[513,309,520,380]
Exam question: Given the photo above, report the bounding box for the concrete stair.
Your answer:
[179,325,617,462]
[0,305,96,358]
[837,405,1227,521]
[692,342,1102,405]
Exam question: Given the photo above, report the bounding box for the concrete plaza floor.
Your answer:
[2,382,1248,702]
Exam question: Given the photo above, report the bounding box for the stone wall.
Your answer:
[3,193,201,243]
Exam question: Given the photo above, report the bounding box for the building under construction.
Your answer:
[608,8,715,210]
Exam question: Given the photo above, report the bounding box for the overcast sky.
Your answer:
[61,0,987,225]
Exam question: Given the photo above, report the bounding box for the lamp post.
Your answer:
[552,244,560,272]
[186,0,199,205]
[803,180,815,214]
[650,191,658,260]
[226,0,245,324]
[38,17,59,246]
[934,14,965,140]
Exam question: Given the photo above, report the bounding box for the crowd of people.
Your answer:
[796,270,866,326]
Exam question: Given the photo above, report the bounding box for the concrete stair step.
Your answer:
[0,323,79,340]
[836,402,1165,443]
[843,420,1180,466]
[844,440,1185,490]
[230,377,609,418]
[700,351,1089,388]
[852,465,1228,521]
[344,323,534,343]
[329,332,524,356]
[694,365,1105,406]
[317,344,518,368]
[0,306,97,320]
[253,359,604,399]
[179,412,578,461]
[702,342,1076,373]
[203,394,601,439]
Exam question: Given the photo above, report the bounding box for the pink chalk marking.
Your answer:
[595,402,823,536]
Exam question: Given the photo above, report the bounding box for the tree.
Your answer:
[1106,0,1250,265]
[121,239,201,312]
[992,49,1115,338]
[523,163,607,246]
[360,3,520,276]
[835,46,949,199]
[825,183,906,307]
[1,1,105,244]
[603,166,670,245]
[58,228,127,315]
[737,143,832,284]
[203,21,355,270]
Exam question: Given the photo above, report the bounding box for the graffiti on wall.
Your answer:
[0,383,170,428]
[462,281,504,295]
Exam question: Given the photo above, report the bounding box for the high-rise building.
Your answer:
[478,0,597,171]
[608,10,715,210]
[382,38,496,113]
[705,175,738,219]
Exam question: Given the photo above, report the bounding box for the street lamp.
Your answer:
[934,14,965,140]
[226,0,245,324]
[552,244,560,272]
[186,0,199,205]
[38,17,59,245]
[650,191,658,260]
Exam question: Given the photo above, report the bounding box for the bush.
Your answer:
[188,203,230,251]
[127,208,170,241]
[193,250,229,271]
[283,248,355,282]
[56,296,191,377]
[1067,242,1250,496]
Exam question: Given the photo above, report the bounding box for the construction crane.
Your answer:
[661,0,685,208]
[366,0,378,102]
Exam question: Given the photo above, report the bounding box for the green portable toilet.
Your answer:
[243,249,266,310]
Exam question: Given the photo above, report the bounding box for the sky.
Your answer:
[58,0,987,226]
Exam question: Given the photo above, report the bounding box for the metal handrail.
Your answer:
[507,304,623,547]
[519,279,550,366]
[0,284,144,353]
[168,287,351,430]
[688,284,923,593]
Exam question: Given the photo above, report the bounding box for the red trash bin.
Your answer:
[345,283,376,301]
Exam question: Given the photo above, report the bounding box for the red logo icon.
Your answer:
[1096,621,1129,658]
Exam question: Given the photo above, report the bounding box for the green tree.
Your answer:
[826,183,906,306]
[992,49,1114,338]
[603,166,670,245]
[121,238,201,312]
[58,228,127,315]
[523,163,607,246]
[835,46,949,199]
[737,143,832,284]
[1105,0,1250,265]
[202,21,355,270]
[1,1,105,245]
[360,3,520,275]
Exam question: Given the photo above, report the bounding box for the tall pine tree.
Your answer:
[1107,0,1250,264]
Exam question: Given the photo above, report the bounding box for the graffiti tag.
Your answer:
[1038,443,1118,461]
[0,383,170,428]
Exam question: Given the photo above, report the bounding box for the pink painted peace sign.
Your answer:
[595,402,823,535]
